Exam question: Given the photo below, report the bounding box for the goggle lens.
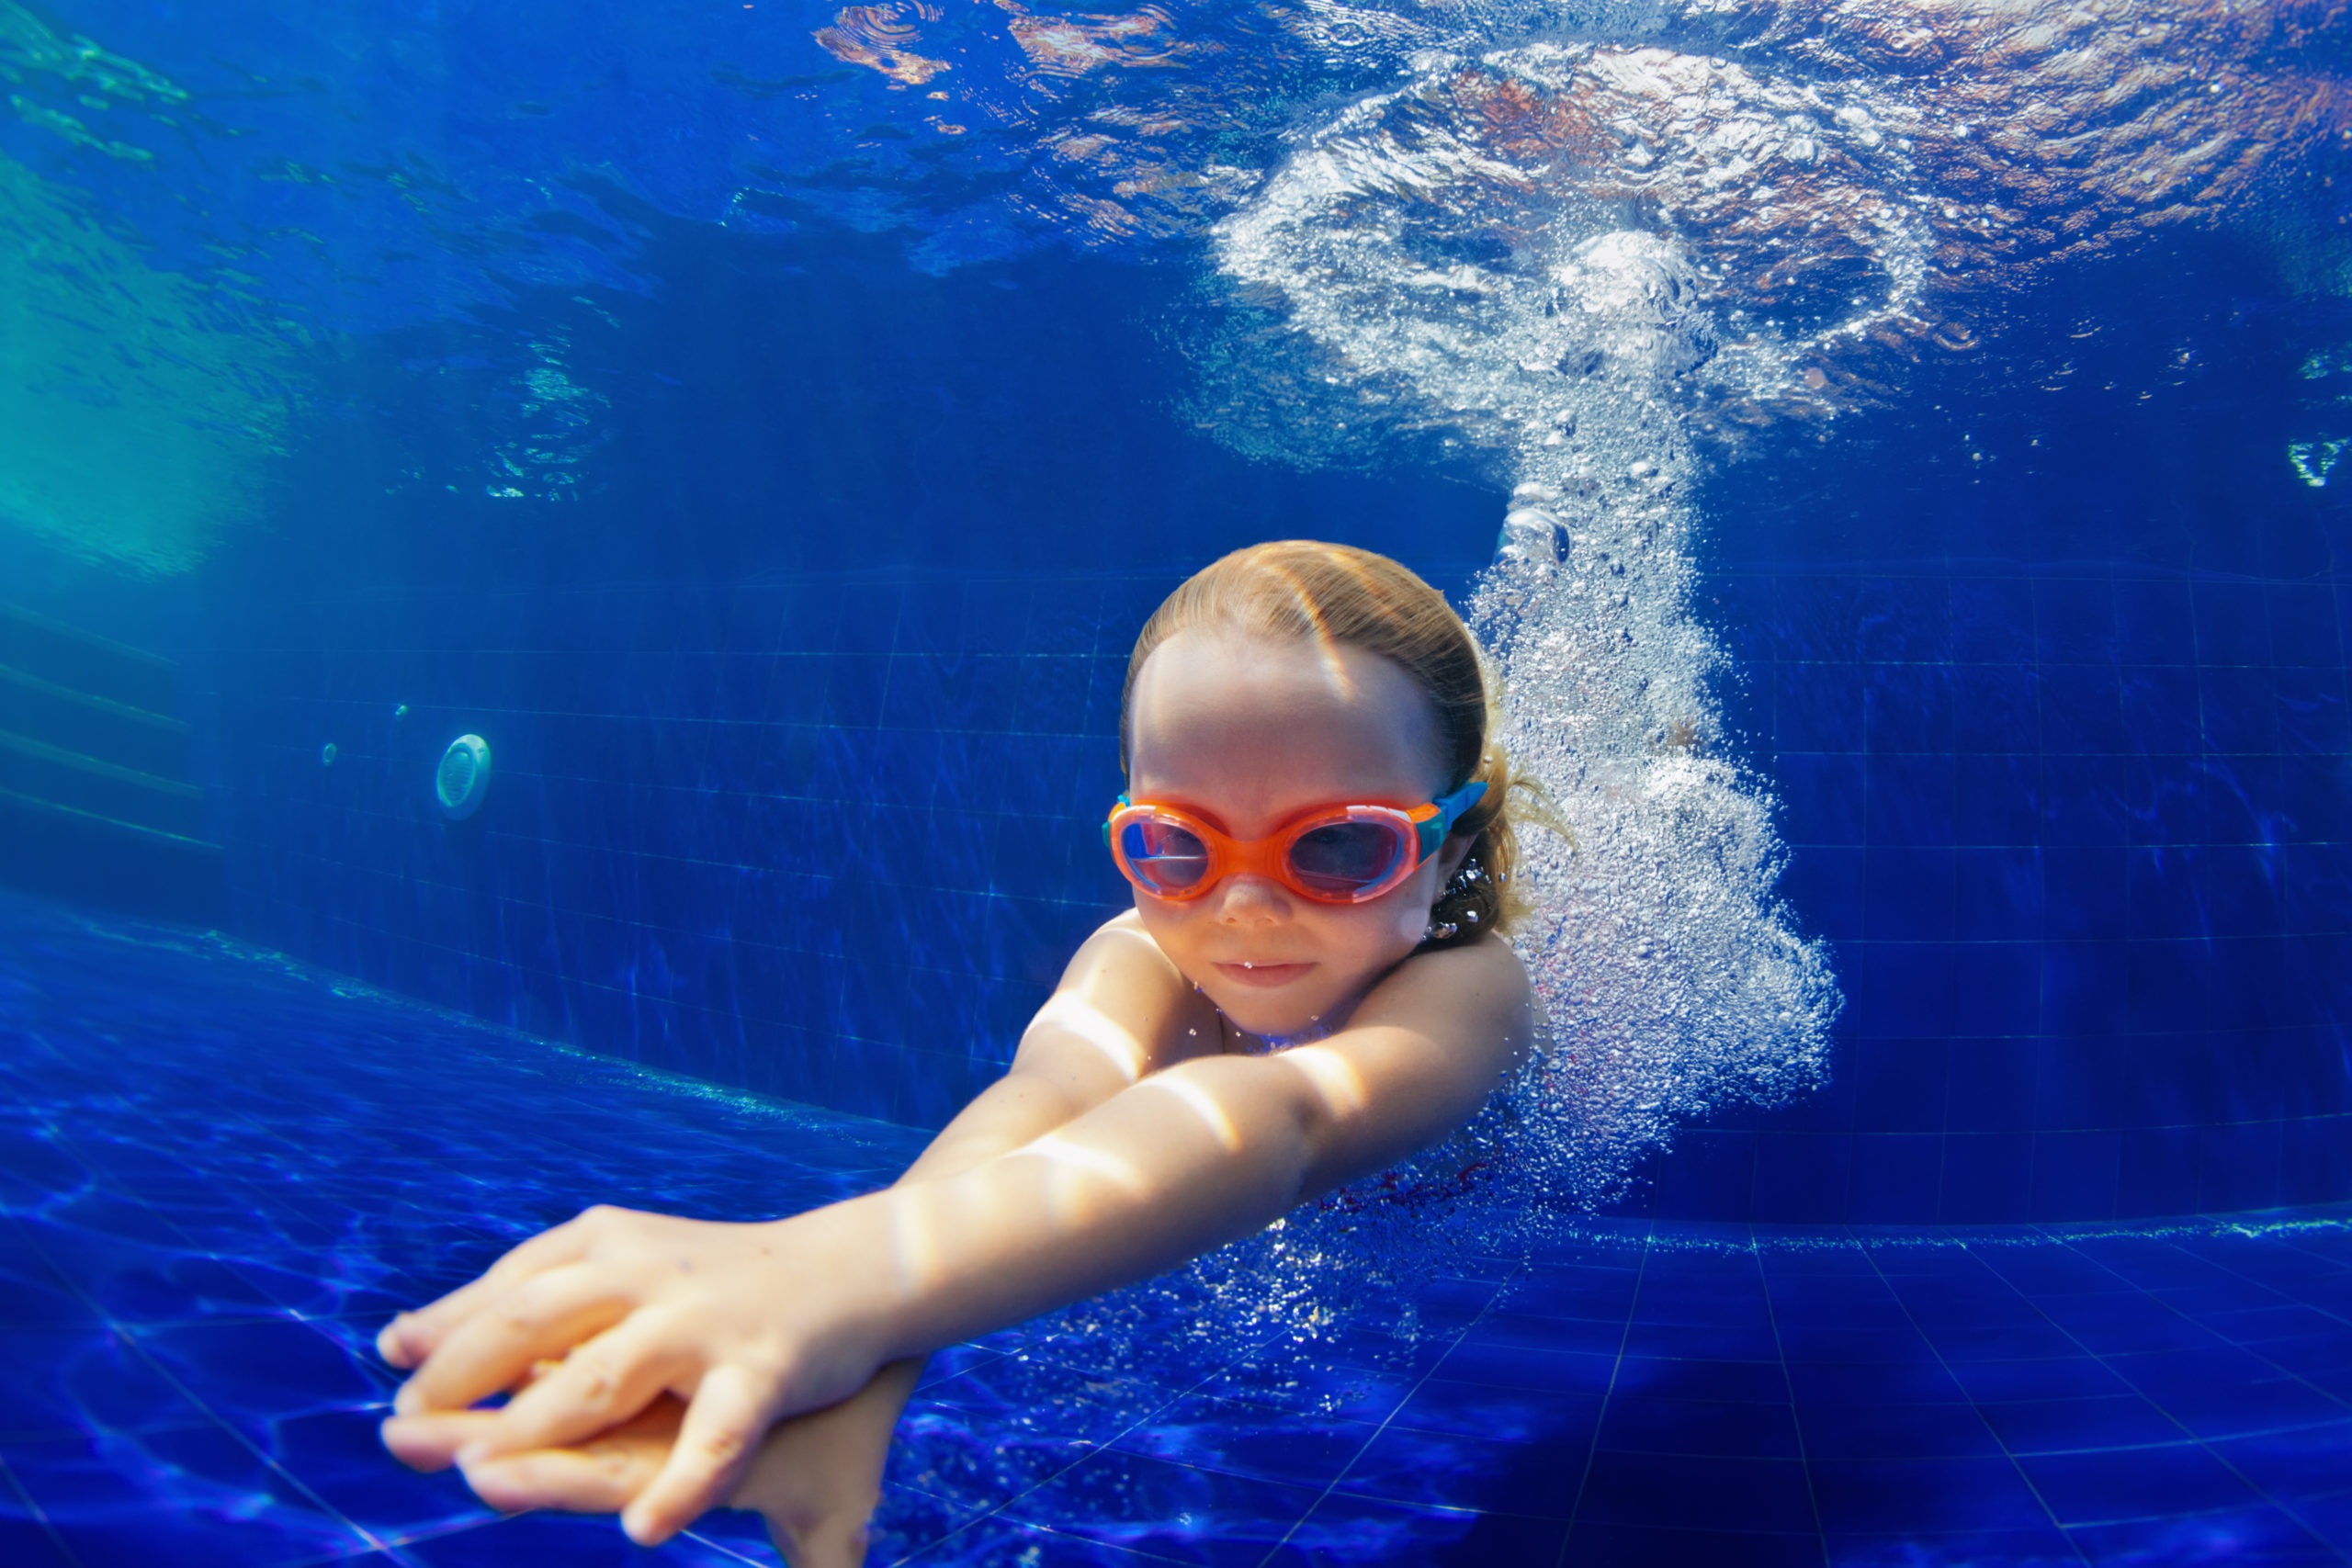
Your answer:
[1114,809,1415,902]
[1287,819,1409,897]
[1118,818,1213,894]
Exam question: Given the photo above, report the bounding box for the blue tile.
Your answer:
[1945,1043,2041,1133]
[1864,847,1955,941]
[2193,581,2274,668]
[1794,1401,2000,1461]
[1564,1520,1824,1566]
[2041,942,2130,1035]
[1775,661,1867,753]
[1945,1357,2132,1404]
[2115,581,2198,666]
[2267,585,2345,668]
[1865,754,1956,846]
[1653,1132,1757,1221]
[1573,1450,1817,1533]
[1779,847,1867,940]
[1851,944,1954,1038]
[1847,1134,1941,1223]
[1749,1134,1854,1223]
[1938,1133,2033,1222]
[1864,664,1956,754]
[1952,755,2041,846]
[1858,578,1955,664]
[2019,1443,2261,1526]
[2039,758,2130,847]
[1810,1456,2051,1534]
[1951,942,2041,1033]
[2200,666,2283,755]
[2205,845,2289,937]
[2271,666,2352,754]
[1951,578,2038,664]
[2278,754,2352,845]
[2070,1506,2342,1565]
[2126,941,2212,1032]
[1852,1040,1950,1134]
[1779,754,1868,846]
[2040,666,2127,755]
[1953,664,2041,753]
[2208,1419,2352,1499]
[2110,1128,2202,1218]
[1829,1527,2081,1566]
[0,1517,74,1568]
[1976,1393,2183,1454]
[1596,1396,1800,1459]
[2034,581,2118,667]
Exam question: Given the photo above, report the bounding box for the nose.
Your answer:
[1209,873,1291,926]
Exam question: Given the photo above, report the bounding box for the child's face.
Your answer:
[1124,627,1471,1038]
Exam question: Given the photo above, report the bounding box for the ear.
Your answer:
[1431,831,1476,887]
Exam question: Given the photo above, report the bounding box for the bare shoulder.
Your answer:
[1014,912,1217,1087]
[1363,933,1532,1032]
[1056,910,1186,998]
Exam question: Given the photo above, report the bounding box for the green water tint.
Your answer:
[1,4,291,575]
[0,152,293,575]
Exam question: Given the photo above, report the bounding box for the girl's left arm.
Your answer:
[380,937,1531,1546]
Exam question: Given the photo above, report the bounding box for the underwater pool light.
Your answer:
[435,734,492,820]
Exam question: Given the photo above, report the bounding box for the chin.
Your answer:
[1206,987,1329,1042]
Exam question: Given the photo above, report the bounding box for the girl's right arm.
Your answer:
[429,912,1209,1555]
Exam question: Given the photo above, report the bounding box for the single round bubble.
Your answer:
[319,742,336,768]
[435,735,492,820]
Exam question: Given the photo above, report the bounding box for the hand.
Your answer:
[378,1201,891,1545]
[447,1385,896,1568]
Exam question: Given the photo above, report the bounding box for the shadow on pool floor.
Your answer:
[1,888,2346,1567]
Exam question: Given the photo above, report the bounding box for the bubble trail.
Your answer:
[1214,48,1843,1208]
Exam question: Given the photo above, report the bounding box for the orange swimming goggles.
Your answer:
[1106,782,1486,905]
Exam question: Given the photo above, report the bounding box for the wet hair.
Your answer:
[1119,540,1547,945]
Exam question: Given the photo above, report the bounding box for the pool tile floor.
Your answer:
[2,889,2348,1566]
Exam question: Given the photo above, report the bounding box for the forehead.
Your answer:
[1125,629,1447,814]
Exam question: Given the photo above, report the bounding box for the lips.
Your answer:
[1213,961,1314,989]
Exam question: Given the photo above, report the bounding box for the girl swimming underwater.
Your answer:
[378,541,1543,1565]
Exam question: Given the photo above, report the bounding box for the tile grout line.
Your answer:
[2017,1225,2352,1558]
[0,1446,89,1568]
[1251,1263,1529,1567]
[2,1209,401,1562]
[1752,1239,1832,1566]
[1551,1226,1655,1568]
[882,1320,1317,1568]
[1849,1236,2097,1565]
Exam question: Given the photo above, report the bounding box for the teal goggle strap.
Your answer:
[1417,780,1487,863]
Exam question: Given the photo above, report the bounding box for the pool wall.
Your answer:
[12,242,2349,1225]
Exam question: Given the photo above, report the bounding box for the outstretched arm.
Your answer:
[395,916,1207,1551]
[381,925,1530,1545]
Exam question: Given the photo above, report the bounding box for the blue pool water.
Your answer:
[6,891,2352,1565]
[2,0,2350,1561]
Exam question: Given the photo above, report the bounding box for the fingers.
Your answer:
[451,1312,688,1459]
[381,1407,506,1472]
[458,1396,686,1516]
[392,1260,633,1417]
[378,1212,609,1368]
[623,1362,776,1546]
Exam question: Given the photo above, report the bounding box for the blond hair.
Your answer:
[1119,541,1548,943]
